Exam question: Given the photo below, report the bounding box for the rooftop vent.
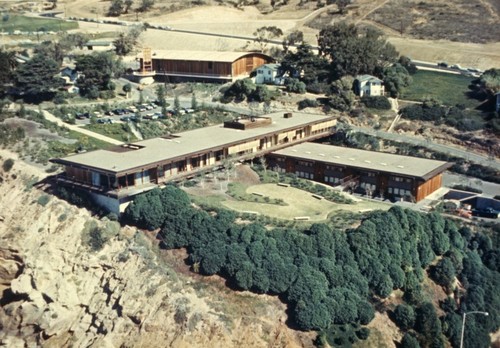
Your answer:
[284,112,293,118]
[380,162,387,166]
[223,116,272,130]
[349,158,355,161]
[397,165,405,168]
[319,153,325,156]
[364,160,371,163]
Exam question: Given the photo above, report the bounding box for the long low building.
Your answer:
[138,50,274,82]
[267,142,453,202]
[51,112,336,213]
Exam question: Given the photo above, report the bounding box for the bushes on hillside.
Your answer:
[2,158,14,172]
[400,102,485,132]
[298,98,319,110]
[220,78,277,103]
[361,96,391,110]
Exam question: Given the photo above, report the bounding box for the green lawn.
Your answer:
[222,184,390,221]
[402,70,479,108]
[0,14,78,33]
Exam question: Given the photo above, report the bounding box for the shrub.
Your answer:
[88,226,106,251]
[2,158,14,172]
[37,194,51,207]
[285,78,306,94]
[361,96,391,110]
[298,98,319,110]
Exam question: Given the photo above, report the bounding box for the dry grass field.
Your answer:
[367,0,500,44]
[61,0,500,69]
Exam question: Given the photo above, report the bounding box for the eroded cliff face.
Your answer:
[0,151,310,348]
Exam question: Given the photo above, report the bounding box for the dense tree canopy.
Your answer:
[75,52,123,99]
[0,49,17,97]
[14,53,61,102]
[318,22,398,79]
[123,185,500,347]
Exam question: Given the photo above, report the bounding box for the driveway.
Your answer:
[41,110,124,145]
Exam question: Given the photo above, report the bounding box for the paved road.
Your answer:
[348,126,500,170]
[41,110,124,145]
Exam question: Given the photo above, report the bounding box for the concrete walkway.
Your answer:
[41,110,124,145]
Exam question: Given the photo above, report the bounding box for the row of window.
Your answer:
[297,160,313,167]
[389,187,412,196]
[326,165,344,172]
[296,171,314,179]
[324,176,341,184]
[360,182,376,191]
[391,176,412,183]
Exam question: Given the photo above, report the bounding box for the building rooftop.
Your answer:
[145,50,272,63]
[85,40,113,46]
[356,74,383,83]
[272,142,452,180]
[53,112,335,175]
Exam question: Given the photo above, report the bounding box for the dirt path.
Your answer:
[41,110,124,145]
[355,0,391,24]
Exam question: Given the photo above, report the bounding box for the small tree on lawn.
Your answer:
[123,83,132,98]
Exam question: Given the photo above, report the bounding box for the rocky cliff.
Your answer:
[0,150,310,348]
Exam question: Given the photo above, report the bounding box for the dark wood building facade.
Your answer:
[139,50,273,82]
[268,143,452,202]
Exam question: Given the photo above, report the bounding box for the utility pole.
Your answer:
[460,311,489,348]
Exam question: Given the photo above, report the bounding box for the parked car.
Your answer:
[472,207,500,219]
[120,116,130,122]
[437,62,448,68]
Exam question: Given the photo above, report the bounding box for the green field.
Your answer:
[0,14,78,33]
[401,70,479,108]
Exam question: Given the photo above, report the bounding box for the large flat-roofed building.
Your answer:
[139,50,274,82]
[51,112,336,213]
[267,142,452,202]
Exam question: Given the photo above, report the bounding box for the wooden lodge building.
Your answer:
[267,142,452,202]
[138,50,274,82]
[51,112,336,213]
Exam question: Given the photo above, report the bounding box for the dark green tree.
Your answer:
[282,30,304,54]
[0,49,17,96]
[393,304,415,331]
[108,0,124,16]
[139,0,155,12]
[318,22,398,79]
[431,257,456,288]
[75,52,123,99]
[14,53,62,102]
[400,333,421,348]
[280,44,330,86]
[414,302,444,348]
[383,63,412,98]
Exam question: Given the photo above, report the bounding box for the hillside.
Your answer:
[58,0,500,69]
[0,149,311,348]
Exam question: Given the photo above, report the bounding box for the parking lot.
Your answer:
[74,103,195,126]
